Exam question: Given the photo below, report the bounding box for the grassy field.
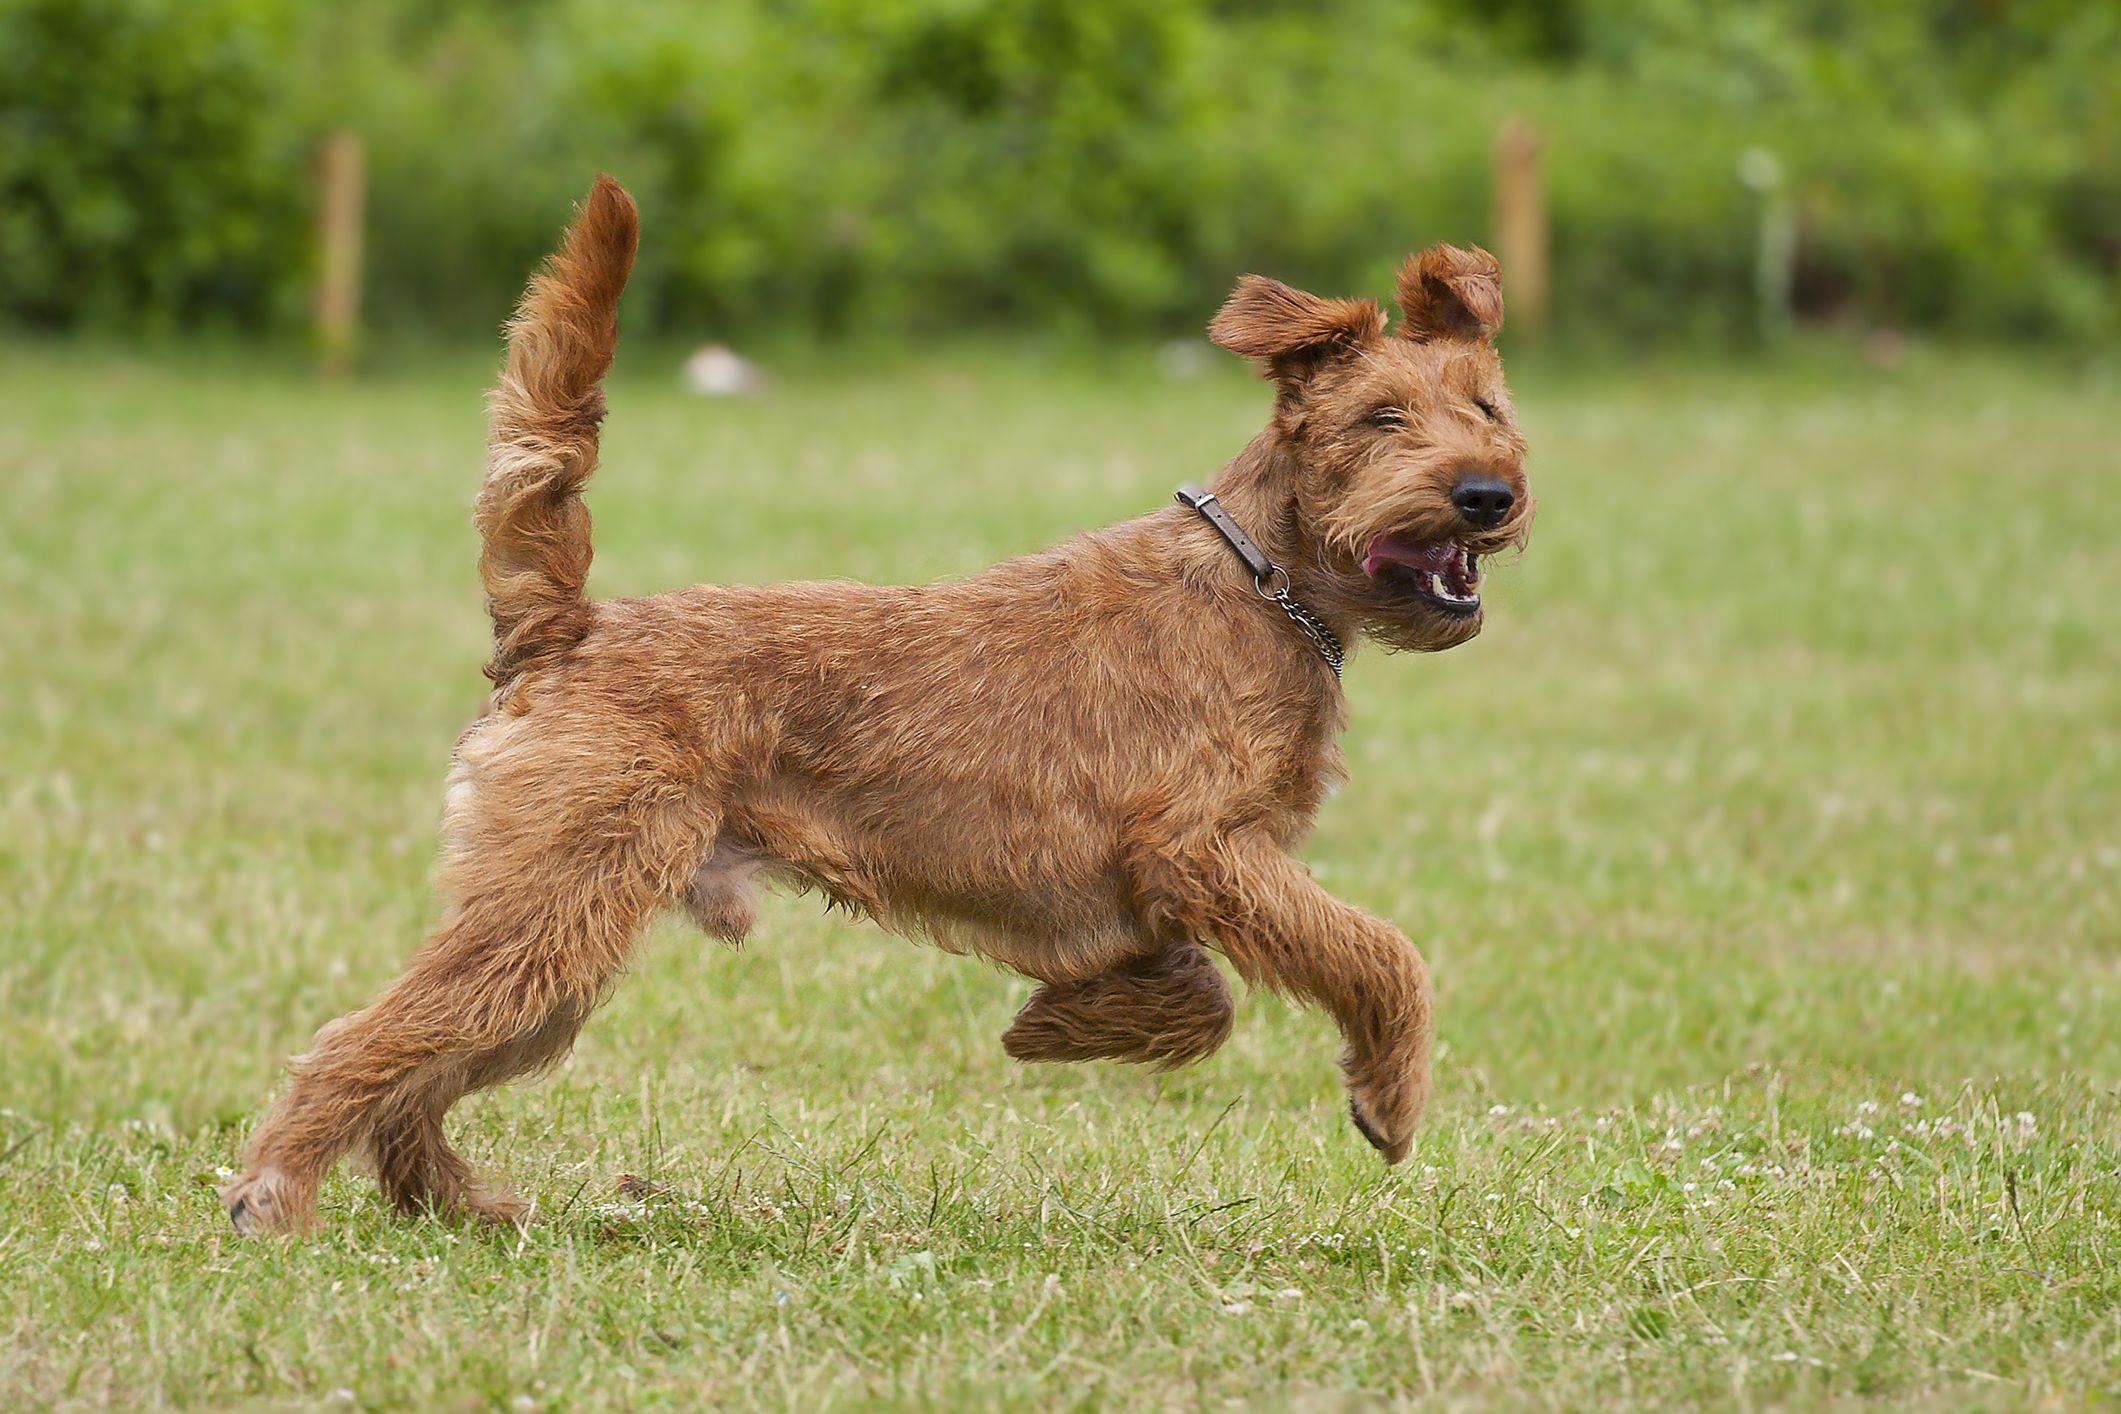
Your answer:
[2,339,2117,1408]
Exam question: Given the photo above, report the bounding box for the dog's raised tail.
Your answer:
[478,174,639,689]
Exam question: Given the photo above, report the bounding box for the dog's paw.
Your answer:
[452,1187,532,1229]
[1346,1054,1428,1166]
[220,1166,308,1236]
[1348,1094,1413,1165]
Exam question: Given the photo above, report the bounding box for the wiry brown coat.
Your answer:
[223,178,1532,1233]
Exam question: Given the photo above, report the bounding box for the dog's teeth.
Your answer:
[1428,572,1447,599]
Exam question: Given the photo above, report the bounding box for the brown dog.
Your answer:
[222,176,1532,1234]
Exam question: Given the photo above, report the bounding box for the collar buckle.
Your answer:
[1176,484,1345,679]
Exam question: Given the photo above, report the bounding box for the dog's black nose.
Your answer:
[1450,476,1514,529]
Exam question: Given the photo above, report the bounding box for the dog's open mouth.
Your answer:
[1361,534,1481,615]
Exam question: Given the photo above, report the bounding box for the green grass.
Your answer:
[2,339,2117,1408]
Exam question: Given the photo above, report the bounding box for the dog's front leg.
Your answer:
[1137,832,1433,1162]
[1001,941,1234,1070]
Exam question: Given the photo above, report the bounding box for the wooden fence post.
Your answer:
[1493,117,1548,341]
[1739,147,1795,344]
[314,130,364,375]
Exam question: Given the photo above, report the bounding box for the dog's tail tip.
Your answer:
[567,174,640,304]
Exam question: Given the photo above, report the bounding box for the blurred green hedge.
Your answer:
[2,0,2114,344]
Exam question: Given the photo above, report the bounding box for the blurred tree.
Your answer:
[0,0,305,331]
[0,0,2113,343]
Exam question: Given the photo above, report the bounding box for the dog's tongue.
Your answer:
[1362,533,1454,579]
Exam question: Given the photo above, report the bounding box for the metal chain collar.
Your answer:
[1259,572,1346,679]
[1175,485,1346,680]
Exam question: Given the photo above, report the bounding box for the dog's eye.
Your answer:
[1366,406,1408,431]
[1472,396,1501,423]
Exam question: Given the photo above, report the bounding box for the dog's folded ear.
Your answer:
[1396,244,1504,342]
[1209,276,1386,383]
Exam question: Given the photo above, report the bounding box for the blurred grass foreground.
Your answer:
[1,0,2117,348]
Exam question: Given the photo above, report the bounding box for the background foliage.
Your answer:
[2,0,2116,343]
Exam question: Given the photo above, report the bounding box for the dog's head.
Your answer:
[1210,245,1532,653]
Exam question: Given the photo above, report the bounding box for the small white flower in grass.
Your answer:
[1483,1192,1502,1203]
[1277,1288,1303,1301]
[1857,1100,1880,1117]
[1222,1301,1251,1316]
[1487,1104,1509,1117]
[1899,1092,1921,1108]
[214,1166,234,1180]
[1347,1318,1370,1332]
[511,1397,536,1413]
[1448,1290,1477,1310]
[326,1390,356,1406]
[2013,1112,2037,1135]
[84,1237,104,1252]
[107,1185,127,1203]
[1043,1273,1062,1291]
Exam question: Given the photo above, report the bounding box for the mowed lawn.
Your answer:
[1,339,2116,1408]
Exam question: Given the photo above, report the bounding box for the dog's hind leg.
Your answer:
[1002,941,1233,1070]
[360,1002,589,1224]
[222,731,709,1234]
[220,864,662,1234]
